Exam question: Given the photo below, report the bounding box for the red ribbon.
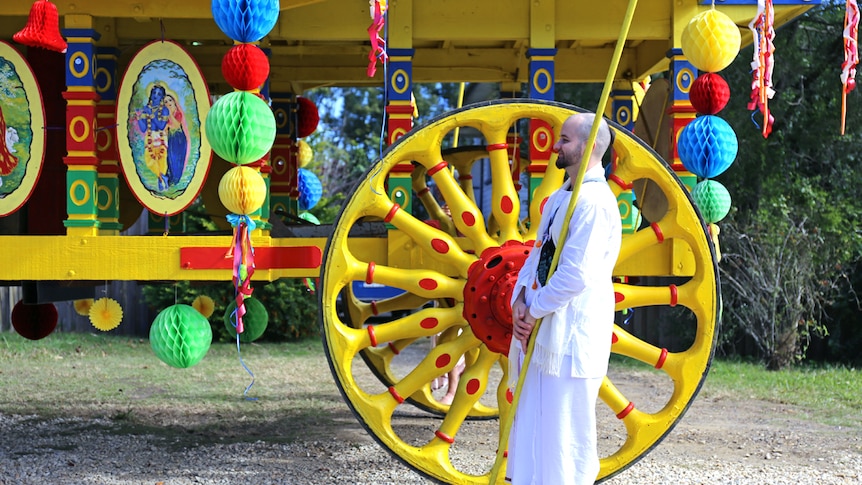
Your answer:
[227,216,255,335]
[367,0,388,77]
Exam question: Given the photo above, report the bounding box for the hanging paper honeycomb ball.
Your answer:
[223,296,269,343]
[222,43,270,91]
[205,91,276,165]
[150,304,212,368]
[690,73,730,115]
[692,179,732,223]
[681,9,741,73]
[89,297,123,331]
[299,211,320,224]
[192,295,216,319]
[297,139,313,167]
[73,298,94,317]
[296,96,319,138]
[218,165,267,215]
[211,0,279,43]
[10,300,57,340]
[297,168,323,211]
[678,115,738,179]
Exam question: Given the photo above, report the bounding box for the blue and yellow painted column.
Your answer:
[610,81,636,131]
[667,48,697,192]
[94,46,121,234]
[385,48,415,216]
[62,20,100,236]
[526,48,556,227]
[269,92,298,219]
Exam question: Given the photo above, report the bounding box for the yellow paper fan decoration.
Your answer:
[74,298,95,316]
[192,295,216,319]
[89,297,123,331]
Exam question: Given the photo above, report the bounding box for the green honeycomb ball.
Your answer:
[150,304,213,368]
[205,91,276,165]
[223,296,268,343]
[692,179,732,223]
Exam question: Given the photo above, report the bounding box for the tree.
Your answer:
[303,83,462,223]
[716,3,861,367]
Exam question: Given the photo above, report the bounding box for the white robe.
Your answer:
[507,165,621,484]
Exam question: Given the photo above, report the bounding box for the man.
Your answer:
[508,113,622,484]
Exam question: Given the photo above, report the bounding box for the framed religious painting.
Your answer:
[116,40,212,216]
[0,40,46,217]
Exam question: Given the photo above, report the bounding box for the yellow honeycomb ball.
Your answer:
[218,165,267,215]
[681,9,741,73]
[297,140,313,167]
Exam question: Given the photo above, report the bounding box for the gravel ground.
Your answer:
[1,398,860,485]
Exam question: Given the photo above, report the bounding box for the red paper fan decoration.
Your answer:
[296,96,320,138]
[11,300,58,340]
[13,0,67,53]
[690,73,730,115]
[221,43,270,91]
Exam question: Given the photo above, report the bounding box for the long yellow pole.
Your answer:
[488,0,641,482]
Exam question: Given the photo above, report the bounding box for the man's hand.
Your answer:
[512,296,536,350]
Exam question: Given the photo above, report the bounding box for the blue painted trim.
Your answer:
[527,48,558,57]
[61,28,101,41]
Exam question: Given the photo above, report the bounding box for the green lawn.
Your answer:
[1,332,860,432]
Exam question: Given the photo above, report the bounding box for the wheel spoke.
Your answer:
[384,330,482,410]
[365,305,465,344]
[347,292,431,326]
[412,165,458,236]
[420,346,499,450]
[611,324,670,369]
[486,144,521,243]
[383,201,476,278]
[363,262,463,300]
[427,160,498,254]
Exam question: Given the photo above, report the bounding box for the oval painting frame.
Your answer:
[116,40,211,216]
[0,41,46,217]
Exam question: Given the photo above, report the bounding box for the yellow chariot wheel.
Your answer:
[338,145,507,418]
[319,99,720,483]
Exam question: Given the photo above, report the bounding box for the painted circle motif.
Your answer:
[391,69,409,94]
[531,125,552,153]
[615,105,632,126]
[69,51,90,79]
[69,179,91,206]
[0,41,46,217]
[676,67,695,94]
[532,68,552,95]
[116,40,212,216]
[95,66,112,94]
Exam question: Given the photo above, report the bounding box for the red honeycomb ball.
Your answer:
[689,73,730,115]
[11,300,58,340]
[221,43,270,91]
[296,96,319,138]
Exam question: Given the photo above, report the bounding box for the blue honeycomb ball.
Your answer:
[150,304,212,368]
[211,0,280,43]
[692,179,732,223]
[298,168,322,211]
[678,115,738,179]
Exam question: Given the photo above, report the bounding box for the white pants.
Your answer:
[507,353,603,485]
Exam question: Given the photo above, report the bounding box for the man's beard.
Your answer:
[555,151,574,169]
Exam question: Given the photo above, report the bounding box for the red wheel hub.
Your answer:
[463,241,532,354]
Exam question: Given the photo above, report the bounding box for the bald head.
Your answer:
[554,113,614,175]
[568,113,612,166]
